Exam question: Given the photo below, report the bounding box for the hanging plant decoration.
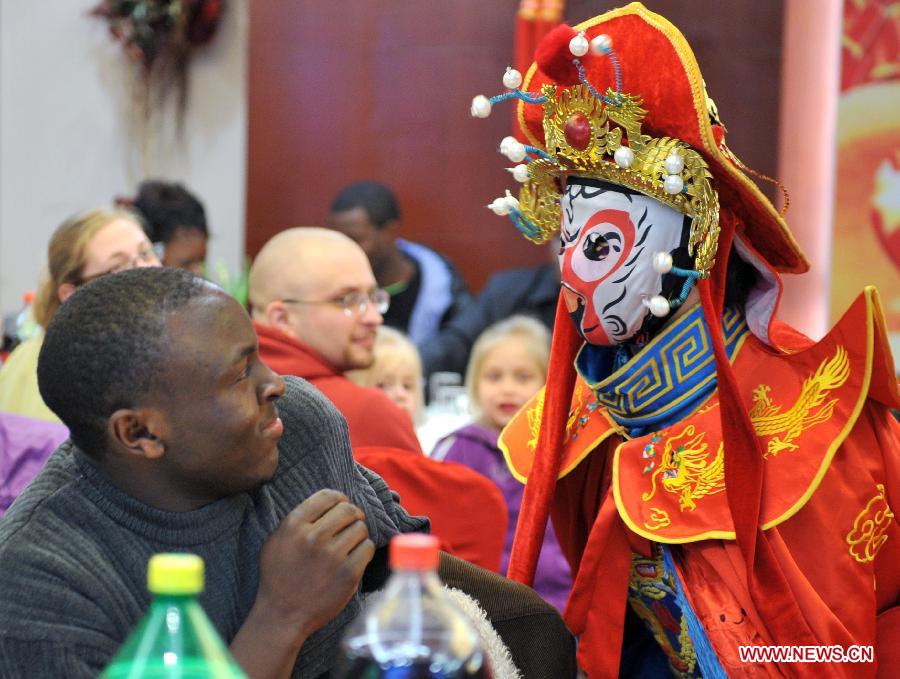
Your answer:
[91,0,225,124]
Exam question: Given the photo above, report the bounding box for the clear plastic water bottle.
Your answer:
[338,533,492,678]
[15,291,40,343]
[100,553,247,678]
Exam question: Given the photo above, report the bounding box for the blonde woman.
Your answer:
[0,209,159,421]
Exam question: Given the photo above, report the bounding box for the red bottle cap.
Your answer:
[23,291,35,304]
[389,533,440,571]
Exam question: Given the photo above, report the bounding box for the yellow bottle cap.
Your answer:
[147,553,205,595]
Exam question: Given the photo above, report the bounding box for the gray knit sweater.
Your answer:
[0,376,427,678]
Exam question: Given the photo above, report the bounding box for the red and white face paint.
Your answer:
[559,179,686,345]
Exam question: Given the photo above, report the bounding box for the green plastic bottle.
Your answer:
[100,553,248,679]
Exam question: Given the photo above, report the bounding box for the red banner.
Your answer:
[831,0,900,362]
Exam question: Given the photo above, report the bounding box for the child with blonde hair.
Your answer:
[347,325,424,426]
[432,315,572,611]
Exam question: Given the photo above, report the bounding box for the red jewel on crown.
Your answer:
[564,113,592,150]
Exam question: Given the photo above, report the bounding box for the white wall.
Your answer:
[0,0,247,315]
[776,0,841,340]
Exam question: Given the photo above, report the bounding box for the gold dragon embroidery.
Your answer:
[847,484,894,564]
[748,347,850,457]
[642,424,725,511]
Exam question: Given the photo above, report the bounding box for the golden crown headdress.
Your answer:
[472,32,720,280]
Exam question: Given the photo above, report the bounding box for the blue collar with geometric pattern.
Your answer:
[575,304,749,437]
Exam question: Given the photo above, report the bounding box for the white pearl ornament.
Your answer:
[614,146,634,169]
[487,197,511,216]
[508,165,530,183]
[471,95,492,118]
[664,152,685,174]
[499,136,527,163]
[569,32,589,57]
[663,174,685,195]
[487,190,520,216]
[652,252,673,273]
[645,296,671,318]
[590,34,612,55]
[503,67,523,90]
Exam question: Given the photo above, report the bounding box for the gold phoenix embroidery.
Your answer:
[526,390,545,450]
[749,347,850,457]
[642,424,725,511]
[847,484,894,564]
[528,384,586,450]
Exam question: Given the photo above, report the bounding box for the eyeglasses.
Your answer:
[77,244,160,285]
[281,288,390,317]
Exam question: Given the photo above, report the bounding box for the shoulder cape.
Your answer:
[499,287,899,542]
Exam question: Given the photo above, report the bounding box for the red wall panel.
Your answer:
[247,1,783,292]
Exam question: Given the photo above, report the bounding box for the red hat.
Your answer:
[516,2,807,275]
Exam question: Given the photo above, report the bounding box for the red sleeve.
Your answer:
[549,438,616,575]
[871,407,900,611]
[350,390,422,453]
[858,403,900,673]
[877,607,900,677]
[321,378,423,454]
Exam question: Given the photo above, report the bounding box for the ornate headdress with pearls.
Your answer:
[472,31,721,283]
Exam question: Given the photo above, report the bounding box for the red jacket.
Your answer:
[255,323,422,454]
[355,446,507,571]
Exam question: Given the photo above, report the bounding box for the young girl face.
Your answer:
[372,363,421,423]
[476,337,545,431]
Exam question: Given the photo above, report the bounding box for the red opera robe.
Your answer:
[501,289,900,677]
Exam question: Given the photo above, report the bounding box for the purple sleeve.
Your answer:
[439,435,498,481]
[0,413,69,516]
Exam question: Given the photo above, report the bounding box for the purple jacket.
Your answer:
[1,412,68,518]
[434,422,572,612]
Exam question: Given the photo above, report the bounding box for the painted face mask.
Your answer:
[559,178,688,346]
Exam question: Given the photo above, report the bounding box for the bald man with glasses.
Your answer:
[249,228,422,452]
[248,229,517,571]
